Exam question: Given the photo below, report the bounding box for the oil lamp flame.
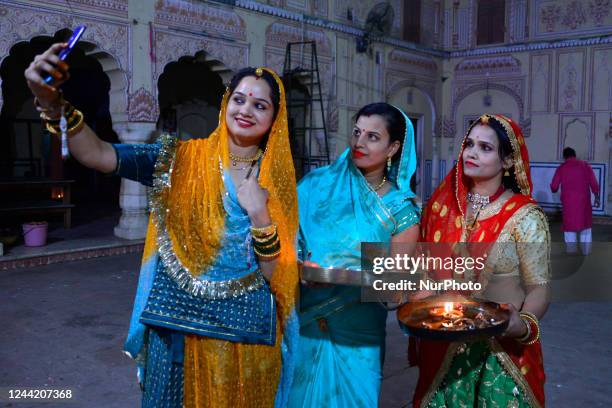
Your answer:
[444,302,454,313]
[51,187,64,200]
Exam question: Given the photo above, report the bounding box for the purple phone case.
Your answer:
[44,25,86,84]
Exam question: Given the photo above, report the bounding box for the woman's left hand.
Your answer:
[501,303,528,338]
[237,170,270,223]
[300,260,333,288]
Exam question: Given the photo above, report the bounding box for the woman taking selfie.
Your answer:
[25,43,299,407]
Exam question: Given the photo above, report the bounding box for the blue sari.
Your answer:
[116,138,291,407]
[288,107,420,407]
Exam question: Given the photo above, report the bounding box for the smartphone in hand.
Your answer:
[44,25,86,84]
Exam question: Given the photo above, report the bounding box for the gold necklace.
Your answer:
[372,176,387,192]
[229,149,263,166]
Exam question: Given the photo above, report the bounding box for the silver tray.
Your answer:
[300,264,374,286]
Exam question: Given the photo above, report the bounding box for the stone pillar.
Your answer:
[113,122,156,239]
[112,0,158,239]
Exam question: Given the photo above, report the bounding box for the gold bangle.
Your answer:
[67,113,85,136]
[519,311,538,321]
[251,224,276,237]
[41,104,75,123]
[254,246,281,259]
[45,109,84,137]
[518,317,532,343]
[251,223,276,233]
[254,245,281,257]
[45,121,60,135]
[519,312,541,345]
[254,236,280,250]
[252,231,278,244]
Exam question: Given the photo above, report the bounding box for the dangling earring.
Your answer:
[504,168,510,177]
[386,157,392,173]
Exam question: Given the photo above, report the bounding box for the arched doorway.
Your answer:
[0,32,121,230]
[452,88,521,157]
[157,51,226,140]
[388,84,436,200]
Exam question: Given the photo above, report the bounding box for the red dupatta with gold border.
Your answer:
[412,114,546,408]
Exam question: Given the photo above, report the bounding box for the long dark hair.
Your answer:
[468,115,520,193]
[354,102,406,161]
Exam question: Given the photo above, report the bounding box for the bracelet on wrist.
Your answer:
[254,236,280,250]
[518,311,541,345]
[254,239,281,253]
[254,246,281,259]
[45,108,85,137]
[517,317,532,342]
[252,231,279,245]
[251,223,277,238]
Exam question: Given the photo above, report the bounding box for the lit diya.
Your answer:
[397,295,510,341]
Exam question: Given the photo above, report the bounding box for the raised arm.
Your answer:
[24,43,117,173]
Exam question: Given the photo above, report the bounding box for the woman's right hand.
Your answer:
[24,43,71,114]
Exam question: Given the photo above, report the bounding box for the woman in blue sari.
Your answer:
[288,103,420,407]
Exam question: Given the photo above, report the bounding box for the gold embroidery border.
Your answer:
[149,134,266,300]
[421,340,543,408]
[518,208,552,286]
[476,191,513,220]
[420,342,461,407]
[494,115,531,196]
[488,338,543,408]
[454,114,531,219]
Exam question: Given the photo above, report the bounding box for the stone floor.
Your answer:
[1,250,611,407]
[1,217,611,406]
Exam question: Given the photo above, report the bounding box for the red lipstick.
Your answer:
[464,160,479,168]
[352,150,366,159]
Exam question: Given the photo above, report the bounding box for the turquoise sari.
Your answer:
[288,107,420,407]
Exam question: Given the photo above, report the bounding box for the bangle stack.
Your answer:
[518,311,541,345]
[35,94,84,159]
[41,101,84,137]
[251,224,281,260]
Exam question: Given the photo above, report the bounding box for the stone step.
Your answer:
[0,237,144,271]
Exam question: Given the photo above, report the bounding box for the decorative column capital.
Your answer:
[128,87,159,123]
[114,122,157,144]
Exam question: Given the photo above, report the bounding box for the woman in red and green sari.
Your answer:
[413,114,550,407]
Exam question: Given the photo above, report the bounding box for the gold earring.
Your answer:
[386,157,392,172]
[504,169,510,177]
